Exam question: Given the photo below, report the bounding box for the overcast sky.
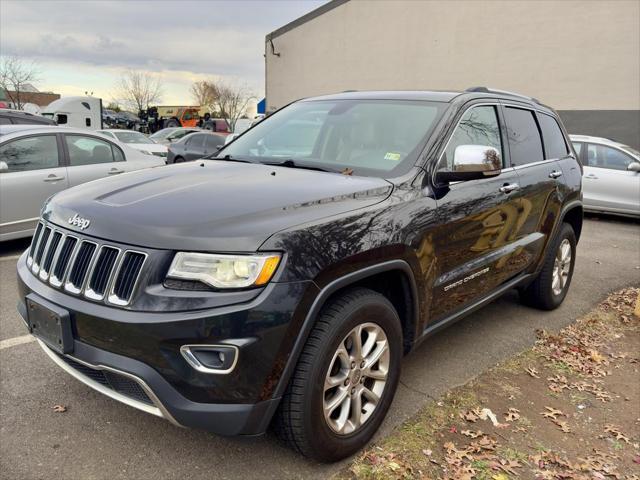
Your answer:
[0,0,326,106]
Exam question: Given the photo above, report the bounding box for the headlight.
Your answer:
[167,252,281,289]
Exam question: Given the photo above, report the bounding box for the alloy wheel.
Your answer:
[552,238,572,296]
[322,322,390,435]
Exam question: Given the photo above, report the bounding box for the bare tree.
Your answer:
[207,80,255,132]
[190,80,216,112]
[115,70,163,114]
[0,56,40,109]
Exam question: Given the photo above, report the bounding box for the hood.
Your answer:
[43,161,393,251]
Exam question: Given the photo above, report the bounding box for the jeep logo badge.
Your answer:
[68,213,91,230]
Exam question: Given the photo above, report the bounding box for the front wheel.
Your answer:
[520,223,576,310]
[274,288,402,462]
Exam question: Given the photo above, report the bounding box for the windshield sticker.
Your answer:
[384,152,402,161]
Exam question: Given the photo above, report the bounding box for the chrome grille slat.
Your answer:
[108,251,147,306]
[29,220,147,307]
[39,231,63,280]
[32,226,52,274]
[65,241,97,294]
[50,235,78,287]
[27,222,44,267]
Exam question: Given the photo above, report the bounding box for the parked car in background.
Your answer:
[0,125,165,241]
[117,111,141,130]
[97,129,168,159]
[0,109,57,126]
[166,131,226,164]
[149,127,202,145]
[570,135,640,217]
[201,118,232,134]
[102,109,121,127]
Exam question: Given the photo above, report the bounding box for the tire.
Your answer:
[520,223,576,310]
[165,118,179,128]
[274,288,402,462]
[172,156,184,164]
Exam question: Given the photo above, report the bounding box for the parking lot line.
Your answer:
[0,334,35,350]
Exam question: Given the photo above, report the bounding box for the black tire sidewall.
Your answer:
[301,297,402,461]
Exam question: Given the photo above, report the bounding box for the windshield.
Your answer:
[219,99,445,176]
[113,131,155,144]
[150,128,177,140]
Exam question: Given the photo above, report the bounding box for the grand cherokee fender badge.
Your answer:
[68,213,91,230]
[444,267,490,292]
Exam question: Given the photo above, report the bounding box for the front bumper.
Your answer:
[17,251,318,435]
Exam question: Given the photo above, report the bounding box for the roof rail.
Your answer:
[465,86,540,104]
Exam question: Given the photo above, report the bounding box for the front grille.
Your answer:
[56,353,153,405]
[27,221,147,306]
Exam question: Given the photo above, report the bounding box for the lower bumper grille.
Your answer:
[55,353,153,405]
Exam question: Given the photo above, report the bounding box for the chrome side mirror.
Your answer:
[437,145,502,183]
[0,161,8,173]
[627,162,640,172]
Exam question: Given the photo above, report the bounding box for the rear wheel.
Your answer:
[274,288,402,462]
[520,223,576,310]
[165,118,179,128]
[172,156,184,164]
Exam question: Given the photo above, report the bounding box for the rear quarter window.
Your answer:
[538,114,568,159]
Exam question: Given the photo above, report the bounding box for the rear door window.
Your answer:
[186,134,205,149]
[65,135,116,166]
[0,135,60,172]
[538,114,568,159]
[503,107,544,166]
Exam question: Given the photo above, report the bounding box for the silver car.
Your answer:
[570,135,640,217]
[0,125,165,241]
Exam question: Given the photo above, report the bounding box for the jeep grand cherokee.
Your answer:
[17,88,582,462]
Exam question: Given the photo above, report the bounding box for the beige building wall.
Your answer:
[265,0,640,112]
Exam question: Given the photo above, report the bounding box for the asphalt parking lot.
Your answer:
[1,215,638,480]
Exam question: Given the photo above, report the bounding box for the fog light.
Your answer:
[180,345,238,374]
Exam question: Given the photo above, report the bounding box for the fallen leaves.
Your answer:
[541,406,566,420]
[504,407,520,422]
[52,404,67,413]
[525,366,540,378]
[604,424,630,444]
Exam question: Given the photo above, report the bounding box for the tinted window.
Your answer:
[0,117,11,125]
[538,114,568,159]
[440,105,503,171]
[65,135,115,166]
[586,143,636,171]
[504,107,544,166]
[0,135,59,172]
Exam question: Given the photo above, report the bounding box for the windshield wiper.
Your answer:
[260,159,336,173]
[207,154,260,163]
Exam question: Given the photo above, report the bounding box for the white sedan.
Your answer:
[97,129,168,159]
[0,125,166,241]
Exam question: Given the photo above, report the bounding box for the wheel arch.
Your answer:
[561,202,583,242]
[272,260,419,400]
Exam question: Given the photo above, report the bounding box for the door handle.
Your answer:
[584,174,598,180]
[549,170,563,179]
[44,175,65,182]
[499,183,520,194]
[108,168,124,175]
